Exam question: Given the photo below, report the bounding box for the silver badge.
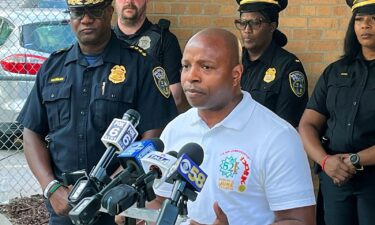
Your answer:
[138,36,151,50]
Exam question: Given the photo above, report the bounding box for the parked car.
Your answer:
[0,8,75,149]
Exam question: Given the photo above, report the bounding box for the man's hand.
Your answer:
[49,185,71,216]
[115,215,125,225]
[189,202,229,225]
[324,154,356,185]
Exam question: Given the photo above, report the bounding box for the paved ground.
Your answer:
[0,150,40,203]
[0,212,13,225]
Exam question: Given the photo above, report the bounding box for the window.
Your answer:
[21,21,74,53]
[0,18,14,47]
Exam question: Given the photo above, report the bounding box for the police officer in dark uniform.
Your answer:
[16,0,177,224]
[235,0,308,127]
[299,1,375,224]
[113,0,189,113]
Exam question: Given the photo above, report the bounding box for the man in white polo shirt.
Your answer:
[150,28,316,225]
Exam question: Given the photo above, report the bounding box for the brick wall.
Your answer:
[143,0,352,93]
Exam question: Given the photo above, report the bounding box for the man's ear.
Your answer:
[232,63,243,87]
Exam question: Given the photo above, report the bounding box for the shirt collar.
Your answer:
[65,31,122,66]
[114,18,153,40]
[188,91,255,130]
[242,40,277,66]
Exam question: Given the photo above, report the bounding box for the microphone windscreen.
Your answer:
[178,143,204,166]
[150,138,164,152]
[123,109,141,126]
[166,151,178,158]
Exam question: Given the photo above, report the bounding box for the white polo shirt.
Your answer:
[156,91,315,225]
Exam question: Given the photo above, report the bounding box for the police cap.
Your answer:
[236,0,288,12]
[66,0,112,8]
[347,0,375,14]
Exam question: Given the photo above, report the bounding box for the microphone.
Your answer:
[156,143,207,225]
[117,138,164,178]
[90,109,140,186]
[69,138,163,225]
[140,150,178,188]
[96,150,178,221]
[68,109,140,208]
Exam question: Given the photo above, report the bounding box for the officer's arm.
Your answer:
[23,128,71,215]
[23,127,55,193]
[275,64,308,128]
[272,205,316,225]
[357,145,375,166]
[141,128,163,140]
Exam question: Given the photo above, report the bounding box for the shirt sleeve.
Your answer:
[135,56,178,134]
[161,32,182,85]
[16,63,49,136]
[306,68,330,117]
[261,127,316,211]
[274,59,308,127]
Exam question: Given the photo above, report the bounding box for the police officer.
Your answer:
[114,0,189,113]
[299,1,375,224]
[234,0,308,127]
[17,0,177,224]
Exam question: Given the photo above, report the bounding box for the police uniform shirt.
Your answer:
[17,32,178,179]
[241,41,308,127]
[114,18,182,85]
[307,54,375,154]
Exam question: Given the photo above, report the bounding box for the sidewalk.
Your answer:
[0,213,12,225]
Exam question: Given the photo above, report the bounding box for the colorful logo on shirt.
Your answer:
[220,156,239,178]
[152,66,171,98]
[109,65,126,84]
[263,68,276,83]
[218,150,251,193]
[288,71,306,97]
[138,36,151,50]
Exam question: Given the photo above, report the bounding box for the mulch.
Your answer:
[0,194,49,225]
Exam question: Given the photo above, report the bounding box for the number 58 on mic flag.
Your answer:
[101,118,138,152]
[166,153,207,192]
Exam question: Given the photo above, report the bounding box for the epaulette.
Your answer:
[129,45,147,57]
[51,44,73,56]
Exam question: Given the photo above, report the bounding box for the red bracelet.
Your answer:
[321,155,330,171]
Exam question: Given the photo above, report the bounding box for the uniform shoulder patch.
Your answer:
[51,44,73,55]
[152,66,170,98]
[129,45,147,57]
[289,71,306,97]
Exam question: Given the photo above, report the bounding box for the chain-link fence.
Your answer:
[0,0,74,203]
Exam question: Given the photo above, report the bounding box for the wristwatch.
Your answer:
[349,153,364,171]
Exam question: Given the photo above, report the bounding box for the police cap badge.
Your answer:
[66,0,112,8]
[235,0,288,12]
